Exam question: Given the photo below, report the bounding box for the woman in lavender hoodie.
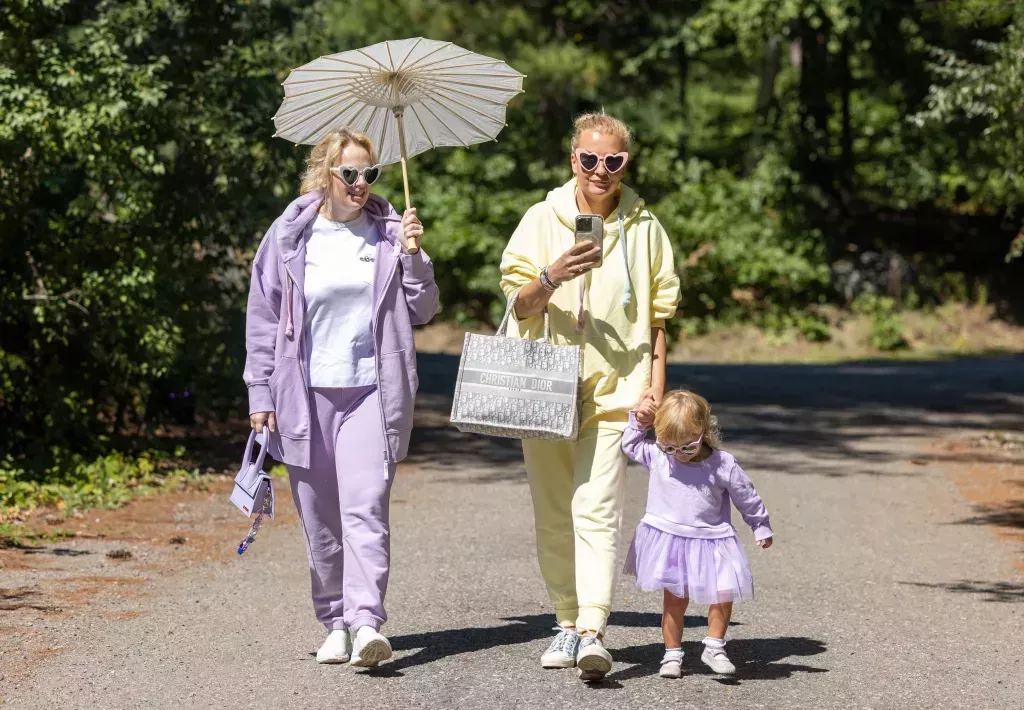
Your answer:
[244,129,439,667]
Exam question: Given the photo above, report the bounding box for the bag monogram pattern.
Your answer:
[453,390,577,438]
[450,292,582,441]
[462,330,579,375]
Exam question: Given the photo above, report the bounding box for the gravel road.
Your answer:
[2,355,1022,709]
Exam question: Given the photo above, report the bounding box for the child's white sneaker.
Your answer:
[701,637,735,675]
[350,626,392,667]
[541,626,580,668]
[659,648,684,678]
[576,634,612,682]
[316,629,351,664]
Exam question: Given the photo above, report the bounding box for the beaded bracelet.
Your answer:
[539,266,559,292]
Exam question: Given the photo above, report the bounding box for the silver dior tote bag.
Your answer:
[450,291,581,440]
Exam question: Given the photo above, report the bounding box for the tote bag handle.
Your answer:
[496,290,551,344]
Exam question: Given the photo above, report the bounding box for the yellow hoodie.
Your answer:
[500,179,681,431]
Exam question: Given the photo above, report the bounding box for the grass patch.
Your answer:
[668,303,1024,364]
[1,448,205,517]
[0,522,77,548]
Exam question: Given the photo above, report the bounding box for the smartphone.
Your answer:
[575,213,604,266]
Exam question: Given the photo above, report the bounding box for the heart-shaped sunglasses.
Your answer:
[330,164,382,186]
[574,150,629,174]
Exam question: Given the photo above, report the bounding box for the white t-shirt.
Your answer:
[303,212,378,388]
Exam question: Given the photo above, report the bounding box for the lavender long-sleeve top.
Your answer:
[622,413,773,541]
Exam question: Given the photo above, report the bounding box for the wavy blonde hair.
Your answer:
[571,111,634,152]
[299,128,377,196]
[654,389,723,448]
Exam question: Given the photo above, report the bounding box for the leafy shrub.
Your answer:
[855,295,908,351]
[654,153,832,333]
[0,449,200,513]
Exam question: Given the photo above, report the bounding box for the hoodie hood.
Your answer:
[545,178,643,312]
[545,178,646,234]
[277,192,401,262]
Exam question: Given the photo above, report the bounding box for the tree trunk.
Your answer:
[797,7,834,194]
[748,34,781,169]
[838,34,854,201]
[677,44,689,160]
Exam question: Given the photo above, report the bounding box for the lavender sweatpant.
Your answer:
[286,385,395,632]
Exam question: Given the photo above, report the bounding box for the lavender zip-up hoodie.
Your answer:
[243,191,439,474]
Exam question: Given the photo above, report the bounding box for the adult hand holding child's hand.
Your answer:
[633,399,658,429]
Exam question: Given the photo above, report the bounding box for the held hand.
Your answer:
[633,399,657,428]
[402,208,424,251]
[250,411,276,434]
[548,241,602,284]
[638,385,665,409]
[756,536,773,549]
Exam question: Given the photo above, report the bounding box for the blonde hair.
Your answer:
[654,390,723,448]
[571,111,634,152]
[299,128,377,196]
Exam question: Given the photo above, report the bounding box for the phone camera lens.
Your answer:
[579,217,592,230]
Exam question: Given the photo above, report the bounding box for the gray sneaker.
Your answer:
[541,627,580,669]
[576,634,612,682]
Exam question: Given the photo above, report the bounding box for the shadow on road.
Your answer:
[952,499,1024,530]
[365,612,736,675]
[898,579,1024,602]
[602,636,828,687]
[414,352,1024,479]
[0,587,59,612]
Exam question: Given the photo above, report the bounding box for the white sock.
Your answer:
[663,647,684,660]
[703,636,726,649]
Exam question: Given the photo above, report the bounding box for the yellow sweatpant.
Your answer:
[523,426,628,635]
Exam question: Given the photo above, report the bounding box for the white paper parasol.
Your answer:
[273,37,525,251]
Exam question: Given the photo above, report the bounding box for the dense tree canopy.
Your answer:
[1,0,1021,474]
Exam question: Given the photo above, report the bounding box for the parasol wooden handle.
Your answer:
[394,110,419,254]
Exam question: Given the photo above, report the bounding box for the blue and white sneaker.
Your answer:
[541,626,580,668]
[576,634,612,681]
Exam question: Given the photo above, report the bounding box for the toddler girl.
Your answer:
[622,389,773,678]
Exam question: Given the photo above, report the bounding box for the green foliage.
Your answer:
[0,522,77,548]
[0,449,201,513]
[655,153,831,330]
[1,0,316,466]
[855,294,908,351]
[910,12,1024,217]
[1,0,1021,485]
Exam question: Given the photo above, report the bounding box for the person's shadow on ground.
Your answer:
[355,613,561,675]
[603,634,828,687]
[351,611,824,685]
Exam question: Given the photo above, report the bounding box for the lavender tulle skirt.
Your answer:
[624,523,754,604]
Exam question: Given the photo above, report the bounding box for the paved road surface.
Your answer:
[3,355,1023,709]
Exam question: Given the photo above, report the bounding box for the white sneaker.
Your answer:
[541,626,580,669]
[576,634,612,682]
[350,626,392,668]
[316,630,351,664]
[701,644,736,675]
[659,649,684,679]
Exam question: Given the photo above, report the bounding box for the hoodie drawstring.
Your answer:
[618,209,633,308]
[284,274,295,338]
[575,208,633,332]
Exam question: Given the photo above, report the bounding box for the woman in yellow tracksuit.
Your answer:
[500,112,680,681]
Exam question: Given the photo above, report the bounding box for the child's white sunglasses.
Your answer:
[656,432,704,457]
